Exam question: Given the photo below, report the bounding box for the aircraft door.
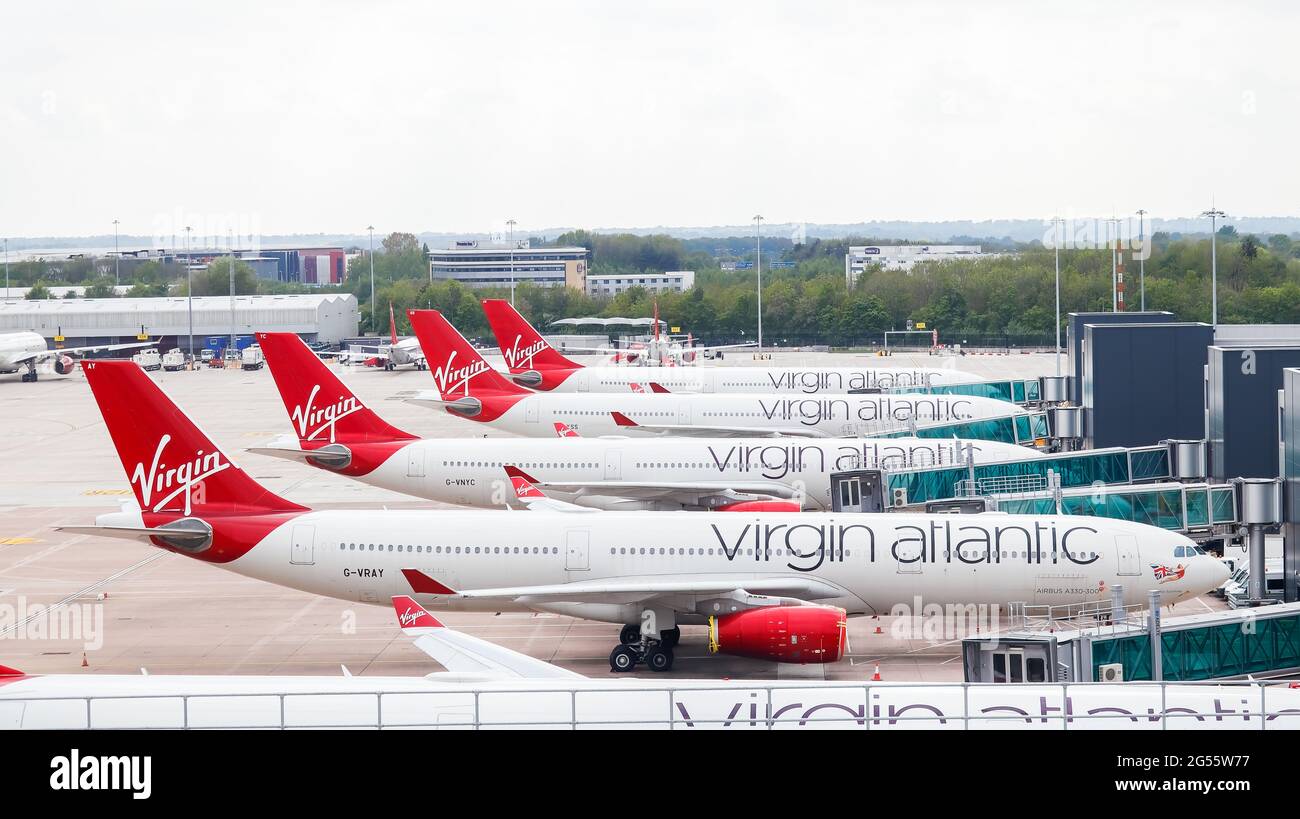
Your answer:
[577,371,589,392]
[604,450,622,480]
[894,536,922,574]
[290,524,316,565]
[407,448,425,478]
[1115,534,1140,576]
[525,400,539,424]
[677,402,691,425]
[565,529,590,572]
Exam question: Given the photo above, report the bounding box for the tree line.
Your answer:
[11,227,1300,346]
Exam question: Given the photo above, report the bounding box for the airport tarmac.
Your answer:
[5,349,1223,682]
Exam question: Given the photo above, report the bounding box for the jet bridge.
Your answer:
[876,410,1053,448]
[884,374,1073,408]
[962,598,1300,683]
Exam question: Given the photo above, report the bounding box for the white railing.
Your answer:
[5,679,1299,730]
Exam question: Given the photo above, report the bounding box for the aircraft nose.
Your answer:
[1207,556,1231,588]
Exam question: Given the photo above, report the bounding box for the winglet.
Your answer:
[401,568,457,595]
[392,595,444,629]
[504,465,546,500]
[611,411,638,427]
[553,422,580,438]
[0,664,24,677]
[648,382,671,394]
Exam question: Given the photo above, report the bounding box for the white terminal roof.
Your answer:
[0,294,359,342]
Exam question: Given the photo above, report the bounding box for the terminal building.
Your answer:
[845,245,984,285]
[585,270,695,298]
[428,242,588,290]
[0,293,359,350]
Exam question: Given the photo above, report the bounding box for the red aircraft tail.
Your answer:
[257,332,416,444]
[81,361,304,516]
[408,309,526,398]
[481,298,580,371]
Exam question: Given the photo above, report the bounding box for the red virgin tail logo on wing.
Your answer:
[130,434,232,515]
[430,350,491,396]
[291,384,362,443]
[1151,563,1186,583]
[503,334,548,370]
[398,606,432,627]
[629,382,646,393]
[553,422,580,438]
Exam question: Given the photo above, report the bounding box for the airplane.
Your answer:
[4,594,1289,729]
[341,303,428,371]
[406,309,1027,439]
[61,358,1227,673]
[482,298,984,393]
[0,330,154,383]
[252,330,1045,511]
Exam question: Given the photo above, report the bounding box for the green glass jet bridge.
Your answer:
[829,440,1245,539]
[963,600,1300,683]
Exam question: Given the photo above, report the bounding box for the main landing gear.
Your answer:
[609,618,681,673]
[21,363,38,383]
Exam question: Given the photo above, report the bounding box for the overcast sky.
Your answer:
[3,0,1296,239]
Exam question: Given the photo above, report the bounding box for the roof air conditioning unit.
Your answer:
[891,488,908,508]
[1098,663,1124,683]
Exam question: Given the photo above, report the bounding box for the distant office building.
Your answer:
[586,270,695,297]
[111,247,347,285]
[845,245,984,285]
[428,241,588,290]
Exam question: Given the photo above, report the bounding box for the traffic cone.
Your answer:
[80,653,88,668]
[871,664,882,681]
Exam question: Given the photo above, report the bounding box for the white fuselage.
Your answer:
[0,331,48,372]
[282,435,1043,510]
[534,365,984,393]
[3,674,1291,730]
[428,392,1026,439]
[131,509,1223,621]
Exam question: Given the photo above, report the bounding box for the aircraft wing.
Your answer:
[610,412,831,439]
[504,466,598,512]
[392,596,583,680]
[10,340,154,364]
[402,570,841,607]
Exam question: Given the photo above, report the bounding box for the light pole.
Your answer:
[112,219,120,286]
[3,238,8,299]
[1052,217,1064,376]
[1135,209,1147,311]
[228,230,236,359]
[1108,218,1120,312]
[1201,206,1226,327]
[184,226,193,365]
[506,219,517,306]
[753,214,764,352]
[367,225,376,331]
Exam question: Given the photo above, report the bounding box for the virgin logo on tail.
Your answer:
[503,334,548,370]
[291,384,361,443]
[129,435,230,515]
[430,350,490,395]
[398,607,428,627]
